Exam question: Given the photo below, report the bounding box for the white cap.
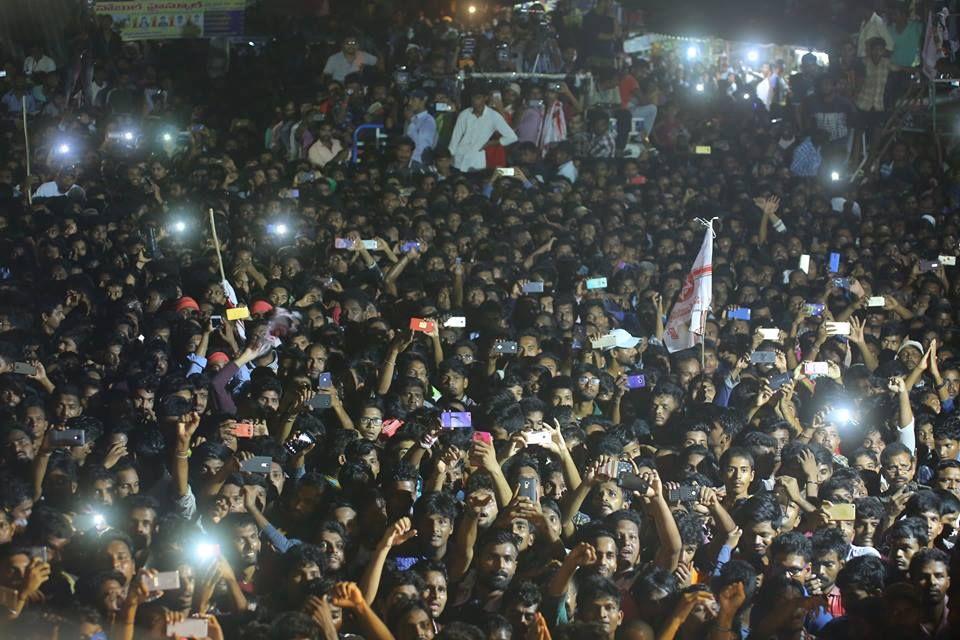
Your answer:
[609,328,641,350]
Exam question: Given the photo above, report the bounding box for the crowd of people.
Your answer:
[0,1,958,640]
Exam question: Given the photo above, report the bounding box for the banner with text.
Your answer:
[94,1,246,41]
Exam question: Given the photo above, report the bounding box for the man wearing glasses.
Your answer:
[323,37,380,83]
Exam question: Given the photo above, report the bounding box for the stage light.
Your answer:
[686,46,699,61]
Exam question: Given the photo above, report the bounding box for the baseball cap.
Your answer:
[609,328,641,350]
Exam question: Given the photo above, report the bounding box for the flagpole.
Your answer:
[22,97,32,205]
[694,217,719,369]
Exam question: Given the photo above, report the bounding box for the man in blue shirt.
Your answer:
[405,88,437,164]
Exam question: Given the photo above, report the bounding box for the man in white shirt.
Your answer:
[33,168,84,200]
[307,121,346,168]
[323,37,379,83]
[23,46,56,77]
[448,89,518,172]
[405,89,437,164]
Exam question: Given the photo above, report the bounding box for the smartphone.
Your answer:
[798,254,810,274]
[667,484,699,503]
[308,394,332,409]
[401,241,422,252]
[585,277,607,290]
[496,167,516,177]
[440,412,472,428]
[769,372,793,390]
[361,240,378,250]
[824,503,855,521]
[211,315,223,329]
[920,259,940,272]
[522,281,545,293]
[284,430,316,456]
[226,306,250,321]
[750,351,777,364]
[410,318,436,334]
[240,456,272,474]
[74,512,106,532]
[518,477,538,500]
[443,316,466,328]
[524,431,552,446]
[938,255,956,266]
[804,361,829,376]
[29,546,49,563]
[828,253,840,273]
[435,102,452,112]
[166,619,209,639]
[232,423,254,438]
[803,302,825,317]
[867,296,885,307]
[334,238,353,249]
[493,340,518,354]
[381,418,404,438]
[13,362,37,376]
[591,334,617,349]
[833,277,850,289]
[318,372,332,388]
[282,188,300,199]
[825,321,850,336]
[618,473,649,493]
[472,431,493,445]
[728,307,751,321]
[759,328,780,340]
[626,374,646,389]
[144,570,181,591]
[49,429,85,447]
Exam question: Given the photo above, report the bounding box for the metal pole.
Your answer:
[209,208,226,282]
[22,96,31,205]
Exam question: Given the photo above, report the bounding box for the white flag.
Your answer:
[664,226,713,353]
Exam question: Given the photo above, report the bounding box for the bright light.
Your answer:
[830,171,840,181]
[747,49,759,63]
[467,5,477,14]
[172,220,187,233]
[828,407,854,425]
[194,542,219,562]
[122,131,134,141]
[92,513,105,527]
[248,41,255,46]
[686,46,699,60]
[743,93,751,100]
[273,223,288,235]
[162,133,173,142]
[695,83,704,92]
[57,143,70,154]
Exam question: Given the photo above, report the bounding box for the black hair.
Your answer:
[768,530,811,562]
[885,516,930,547]
[811,527,850,561]
[835,555,886,593]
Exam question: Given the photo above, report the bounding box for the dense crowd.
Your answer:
[0,2,958,640]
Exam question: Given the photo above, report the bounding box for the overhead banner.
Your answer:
[94,1,245,41]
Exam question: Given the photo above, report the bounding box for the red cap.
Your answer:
[207,352,230,365]
[250,300,274,315]
[175,296,200,312]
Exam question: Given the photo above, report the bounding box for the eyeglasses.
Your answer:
[578,376,600,385]
[359,417,383,426]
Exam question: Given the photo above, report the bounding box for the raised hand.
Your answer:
[331,582,366,610]
[379,517,417,549]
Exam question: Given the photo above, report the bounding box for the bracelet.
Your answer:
[175,451,190,459]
